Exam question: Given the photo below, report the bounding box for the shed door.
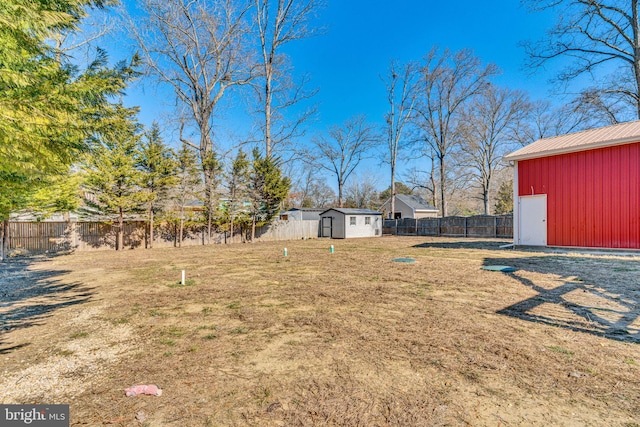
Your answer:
[321,216,332,238]
[519,195,547,246]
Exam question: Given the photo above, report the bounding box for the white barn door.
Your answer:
[518,195,547,246]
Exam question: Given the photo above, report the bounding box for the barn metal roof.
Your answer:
[505,120,640,161]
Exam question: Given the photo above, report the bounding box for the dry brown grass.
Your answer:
[1,236,640,426]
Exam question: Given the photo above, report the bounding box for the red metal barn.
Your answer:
[504,121,640,249]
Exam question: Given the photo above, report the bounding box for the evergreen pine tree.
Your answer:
[172,143,202,247]
[247,149,290,241]
[83,106,146,250]
[137,123,177,248]
[226,150,250,243]
[494,180,513,215]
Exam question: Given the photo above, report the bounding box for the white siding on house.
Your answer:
[381,194,438,219]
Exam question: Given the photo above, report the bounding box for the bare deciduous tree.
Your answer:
[415,48,498,216]
[523,0,640,121]
[344,171,379,209]
[311,116,378,208]
[130,0,254,240]
[512,99,592,146]
[458,85,530,214]
[254,0,321,159]
[382,59,419,219]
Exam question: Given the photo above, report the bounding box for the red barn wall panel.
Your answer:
[518,142,640,249]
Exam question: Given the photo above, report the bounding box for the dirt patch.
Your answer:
[1,237,639,426]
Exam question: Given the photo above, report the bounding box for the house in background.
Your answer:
[505,120,640,249]
[279,208,325,221]
[380,194,439,219]
[319,208,382,239]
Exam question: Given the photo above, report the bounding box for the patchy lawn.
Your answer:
[1,237,639,426]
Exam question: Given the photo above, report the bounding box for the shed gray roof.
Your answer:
[320,208,382,215]
[285,208,325,212]
[505,120,640,161]
[394,194,438,211]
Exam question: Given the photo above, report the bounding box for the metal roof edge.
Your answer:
[505,135,640,161]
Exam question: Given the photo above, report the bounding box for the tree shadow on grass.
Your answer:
[483,254,640,344]
[0,257,93,354]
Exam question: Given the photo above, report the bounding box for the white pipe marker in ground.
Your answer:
[181,270,185,285]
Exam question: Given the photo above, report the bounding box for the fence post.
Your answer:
[395,219,398,236]
[464,217,468,237]
[494,216,498,238]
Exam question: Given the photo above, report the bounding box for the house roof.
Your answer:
[393,194,438,211]
[505,120,640,161]
[320,208,382,216]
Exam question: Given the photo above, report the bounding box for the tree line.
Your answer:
[3,0,640,258]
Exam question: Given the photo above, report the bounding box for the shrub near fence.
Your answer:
[383,215,513,238]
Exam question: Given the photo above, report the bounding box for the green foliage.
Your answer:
[378,182,413,201]
[201,150,223,228]
[27,171,84,219]
[247,149,291,230]
[83,105,147,218]
[494,180,513,215]
[137,123,177,213]
[0,0,138,221]
[224,150,251,231]
[168,142,202,221]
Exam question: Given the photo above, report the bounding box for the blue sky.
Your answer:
[111,0,562,187]
[288,0,556,128]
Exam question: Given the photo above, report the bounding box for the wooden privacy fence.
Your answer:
[7,219,321,255]
[383,215,513,238]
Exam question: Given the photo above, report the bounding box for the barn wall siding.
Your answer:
[517,142,640,249]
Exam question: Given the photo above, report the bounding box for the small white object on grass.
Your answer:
[181,270,186,285]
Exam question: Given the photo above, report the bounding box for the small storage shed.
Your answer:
[504,120,640,249]
[380,194,439,219]
[319,208,382,239]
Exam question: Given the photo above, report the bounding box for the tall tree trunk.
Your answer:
[633,0,640,120]
[230,215,234,244]
[390,163,396,219]
[179,215,184,248]
[265,75,273,158]
[484,193,490,216]
[1,219,8,262]
[251,215,256,242]
[430,156,437,210]
[117,207,124,251]
[176,203,184,248]
[149,205,154,249]
[439,155,447,216]
[338,183,344,208]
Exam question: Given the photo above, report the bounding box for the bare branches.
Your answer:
[458,85,531,214]
[523,0,640,120]
[310,116,379,207]
[415,47,499,216]
[253,0,322,158]
[129,0,256,239]
[381,59,420,218]
[130,0,255,155]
